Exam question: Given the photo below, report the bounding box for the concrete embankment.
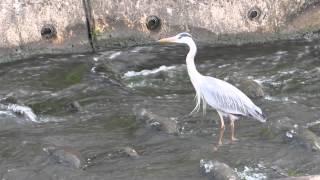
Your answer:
[0,0,320,63]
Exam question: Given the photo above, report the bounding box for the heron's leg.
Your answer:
[217,111,225,145]
[229,115,238,142]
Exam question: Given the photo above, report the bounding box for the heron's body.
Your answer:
[159,32,266,145]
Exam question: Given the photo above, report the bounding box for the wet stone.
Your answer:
[86,147,141,166]
[133,106,178,134]
[272,117,294,132]
[307,121,320,136]
[259,117,292,140]
[0,95,19,104]
[92,62,123,81]
[237,79,264,99]
[122,147,139,158]
[266,117,320,152]
[296,128,320,152]
[199,159,239,180]
[66,101,83,113]
[43,145,83,169]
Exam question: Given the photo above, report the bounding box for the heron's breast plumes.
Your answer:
[189,76,207,115]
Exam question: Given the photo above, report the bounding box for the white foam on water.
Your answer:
[126,80,149,88]
[246,76,265,86]
[93,57,99,61]
[275,51,288,55]
[130,46,149,53]
[278,70,297,75]
[306,120,320,128]
[235,165,267,180]
[245,56,267,61]
[0,110,14,116]
[250,76,278,85]
[286,129,297,138]
[109,51,122,59]
[91,67,97,73]
[124,65,176,78]
[7,104,39,122]
[264,96,297,104]
[218,64,231,68]
[199,159,214,173]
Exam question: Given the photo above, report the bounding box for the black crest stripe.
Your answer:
[179,33,191,39]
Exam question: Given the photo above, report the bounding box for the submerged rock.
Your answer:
[296,128,320,151]
[122,147,139,158]
[238,79,264,98]
[43,145,83,169]
[86,147,140,164]
[92,62,122,82]
[307,120,320,136]
[0,95,19,104]
[200,159,239,180]
[133,106,178,134]
[263,117,320,152]
[66,101,83,113]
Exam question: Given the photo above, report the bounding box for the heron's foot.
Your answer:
[231,137,239,142]
[213,142,222,151]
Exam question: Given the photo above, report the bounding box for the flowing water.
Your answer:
[0,39,320,179]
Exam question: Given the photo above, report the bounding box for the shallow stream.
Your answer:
[0,39,320,179]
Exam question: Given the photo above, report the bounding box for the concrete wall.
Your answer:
[0,0,91,63]
[0,0,320,63]
[92,0,320,47]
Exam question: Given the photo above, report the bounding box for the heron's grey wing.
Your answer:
[200,76,257,116]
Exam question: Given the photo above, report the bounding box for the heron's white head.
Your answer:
[158,32,193,44]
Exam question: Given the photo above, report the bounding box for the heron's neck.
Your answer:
[186,40,201,79]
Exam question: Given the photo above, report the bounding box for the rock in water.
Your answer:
[133,106,178,134]
[66,101,83,112]
[43,145,83,169]
[264,117,320,152]
[200,159,239,180]
[123,147,139,158]
[296,128,320,151]
[238,79,264,99]
[0,95,19,104]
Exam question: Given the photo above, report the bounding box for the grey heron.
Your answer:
[158,32,266,145]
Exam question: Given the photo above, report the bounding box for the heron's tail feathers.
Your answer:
[248,106,267,123]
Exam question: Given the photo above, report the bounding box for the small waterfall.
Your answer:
[6,104,38,122]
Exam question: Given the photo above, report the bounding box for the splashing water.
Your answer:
[235,165,267,180]
[7,104,38,122]
[124,65,176,77]
[199,159,214,173]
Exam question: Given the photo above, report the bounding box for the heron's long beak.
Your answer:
[158,37,176,43]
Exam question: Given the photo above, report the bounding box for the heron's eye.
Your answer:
[178,33,191,39]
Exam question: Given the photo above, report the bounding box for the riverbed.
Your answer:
[0,39,320,179]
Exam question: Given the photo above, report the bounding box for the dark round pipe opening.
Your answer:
[247,7,261,20]
[41,24,57,39]
[146,15,161,31]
